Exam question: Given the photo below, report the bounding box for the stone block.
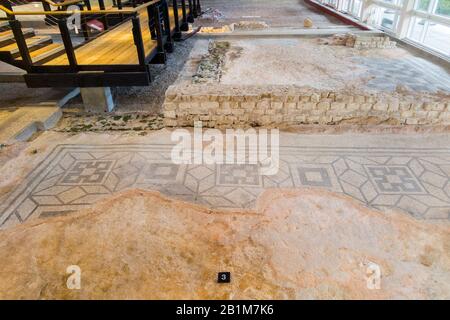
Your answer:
[285,102,297,111]
[241,102,256,110]
[271,102,283,109]
[406,118,418,125]
[298,102,315,111]
[373,102,388,111]
[427,111,440,119]
[330,102,345,110]
[299,95,311,102]
[179,102,195,110]
[439,112,450,120]
[317,102,331,111]
[80,87,115,113]
[164,102,177,111]
[164,110,176,119]
[256,100,271,110]
[414,110,428,118]
[401,110,414,118]
[335,94,353,103]
[231,109,245,115]
[346,103,359,111]
[201,101,219,109]
[307,115,320,123]
[286,95,300,103]
[411,102,424,111]
[311,93,321,103]
[399,102,412,111]
[354,95,365,103]
[164,119,178,127]
[321,92,330,98]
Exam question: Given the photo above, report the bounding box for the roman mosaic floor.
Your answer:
[354,56,450,92]
[2,133,450,229]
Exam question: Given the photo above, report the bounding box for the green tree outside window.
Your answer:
[436,0,450,16]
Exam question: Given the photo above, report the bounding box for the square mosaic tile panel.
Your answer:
[1,144,450,228]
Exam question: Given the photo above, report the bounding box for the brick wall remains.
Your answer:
[163,85,450,128]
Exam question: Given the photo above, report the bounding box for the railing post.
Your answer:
[58,18,78,71]
[161,0,174,52]
[196,0,201,14]
[40,0,54,25]
[79,4,90,41]
[98,0,106,10]
[190,0,197,18]
[9,19,32,70]
[153,4,166,63]
[187,0,194,22]
[83,0,92,10]
[180,0,188,31]
[131,15,146,66]
[172,0,181,39]
[117,0,124,22]
[98,0,109,30]
[147,4,157,39]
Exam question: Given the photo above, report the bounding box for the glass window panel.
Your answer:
[369,6,399,30]
[380,0,403,5]
[423,22,450,54]
[435,0,450,17]
[408,17,427,41]
[339,0,351,12]
[352,0,363,18]
[416,0,431,11]
[381,9,398,30]
[324,0,338,7]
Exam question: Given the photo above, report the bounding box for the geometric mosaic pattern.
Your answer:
[353,56,450,92]
[366,166,425,194]
[1,144,450,229]
[60,160,115,184]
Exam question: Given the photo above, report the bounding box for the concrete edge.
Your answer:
[0,72,25,83]
[196,29,384,39]
[1,107,63,144]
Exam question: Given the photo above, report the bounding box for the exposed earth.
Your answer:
[0,188,448,299]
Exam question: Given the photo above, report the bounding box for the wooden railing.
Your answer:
[0,0,174,68]
[0,0,202,87]
[0,0,161,16]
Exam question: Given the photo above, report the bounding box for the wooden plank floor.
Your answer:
[45,7,183,66]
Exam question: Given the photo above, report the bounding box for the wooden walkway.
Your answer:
[45,7,182,66]
[0,0,198,87]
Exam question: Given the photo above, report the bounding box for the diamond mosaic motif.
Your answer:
[366,166,425,194]
[1,144,450,229]
[60,160,114,185]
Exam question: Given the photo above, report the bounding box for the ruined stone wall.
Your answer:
[319,34,397,49]
[163,85,450,127]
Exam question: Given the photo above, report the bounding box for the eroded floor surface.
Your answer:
[1,130,450,230]
[0,188,448,299]
[196,0,347,28]
[186,38,450,93]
